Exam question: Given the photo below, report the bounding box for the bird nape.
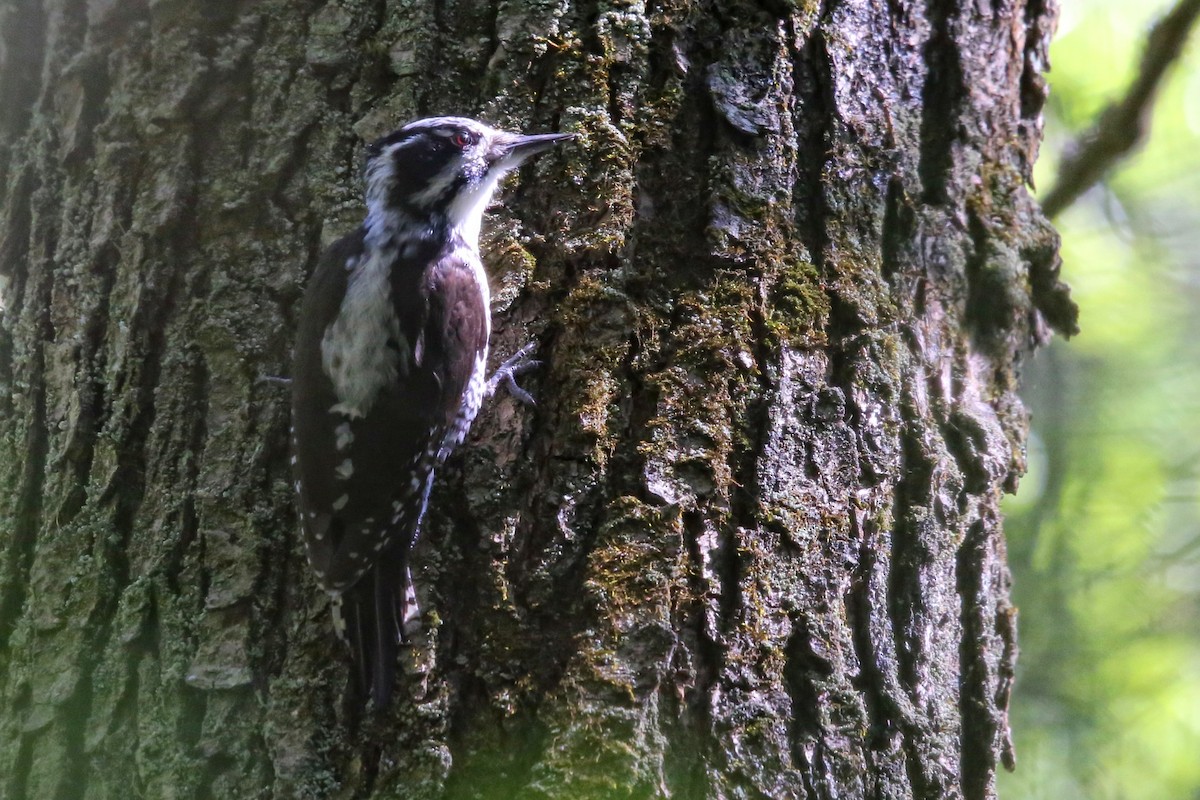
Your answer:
[289,116,572,709]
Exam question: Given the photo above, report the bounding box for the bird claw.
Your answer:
[486,342,541,405]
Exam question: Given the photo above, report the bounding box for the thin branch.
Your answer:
[1041,0,1200,219]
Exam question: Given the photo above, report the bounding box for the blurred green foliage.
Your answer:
[1000,1,1200,798]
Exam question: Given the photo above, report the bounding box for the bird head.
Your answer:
[364,116,573,245]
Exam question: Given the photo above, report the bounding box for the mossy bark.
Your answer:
[0,0,1074,797]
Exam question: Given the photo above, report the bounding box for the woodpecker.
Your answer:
[290,116,571,708]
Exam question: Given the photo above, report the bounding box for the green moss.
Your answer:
[585,497,682,616]
[768,256,831,344]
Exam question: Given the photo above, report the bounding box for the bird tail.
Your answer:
[330,473,432,709]
[331,545,416,710]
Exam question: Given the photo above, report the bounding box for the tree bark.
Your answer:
[0,0,1076,798]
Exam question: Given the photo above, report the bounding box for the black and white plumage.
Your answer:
[290,116,571,708]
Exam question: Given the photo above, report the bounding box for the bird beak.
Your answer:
[496,131,575,166]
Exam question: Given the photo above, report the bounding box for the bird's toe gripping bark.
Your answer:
[486,341,541,405]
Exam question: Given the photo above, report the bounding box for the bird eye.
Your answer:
[451,132,473,149]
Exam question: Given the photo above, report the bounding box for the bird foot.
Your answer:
[486,342,541,405]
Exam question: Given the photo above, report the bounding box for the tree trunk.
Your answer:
[0,0,1076,797]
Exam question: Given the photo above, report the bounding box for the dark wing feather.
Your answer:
[292,230,359,579]
[419,245,490,421]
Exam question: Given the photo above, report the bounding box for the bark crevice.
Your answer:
[917,0,965,203]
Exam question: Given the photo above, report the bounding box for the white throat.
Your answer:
[446,170,506,248]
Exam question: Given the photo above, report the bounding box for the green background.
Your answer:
[1001,0,1200,797]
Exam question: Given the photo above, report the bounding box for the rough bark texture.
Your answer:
[0,0,1075,798]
